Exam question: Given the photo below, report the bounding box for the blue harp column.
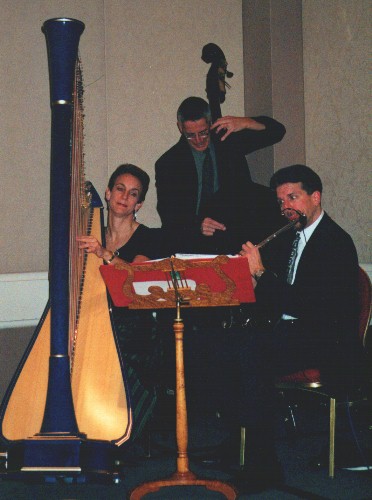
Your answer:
[25,17,85,468]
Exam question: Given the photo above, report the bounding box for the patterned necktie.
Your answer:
[199,148,214,213]
[286,232,301,284]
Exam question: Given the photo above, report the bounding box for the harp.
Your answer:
[0,18,132,478]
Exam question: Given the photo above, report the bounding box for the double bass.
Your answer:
[202,42,233,122]
[0,18,132,479]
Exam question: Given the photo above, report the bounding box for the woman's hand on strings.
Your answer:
[76,235,105,259]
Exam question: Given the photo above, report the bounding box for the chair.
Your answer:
[240,266,371,478]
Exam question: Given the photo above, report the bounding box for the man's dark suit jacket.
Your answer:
[214,213,360,426]
[256,212,359,346]
[155,116,286,253]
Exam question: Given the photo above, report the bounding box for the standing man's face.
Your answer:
[178,118,210,152]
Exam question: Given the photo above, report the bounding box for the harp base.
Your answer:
[0,469,122,485]
[1,438,123,483]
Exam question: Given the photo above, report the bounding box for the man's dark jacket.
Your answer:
[155,116,286,253]
[257,212,359,345]
[215,213,361,430]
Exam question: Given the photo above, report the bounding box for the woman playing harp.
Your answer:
[77,164,169,443]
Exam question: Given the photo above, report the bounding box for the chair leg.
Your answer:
[285,402,298,438]
[144,423,152,458]
[329,397,336,478]
[278,390,299,442]
[241,396,338,477]
[240,427,246,467]
[0,451,8,471]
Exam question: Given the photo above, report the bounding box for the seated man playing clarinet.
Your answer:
[214,164,362,493]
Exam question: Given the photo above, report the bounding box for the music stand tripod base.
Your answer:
[129,299,237,500]
[129,471,237,499]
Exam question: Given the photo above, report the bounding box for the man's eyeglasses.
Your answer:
[184,129,210,140]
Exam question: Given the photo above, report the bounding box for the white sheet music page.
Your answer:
[174,253,237,259]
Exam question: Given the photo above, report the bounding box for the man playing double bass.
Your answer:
[155,95,287,418]
[155,96,286,254]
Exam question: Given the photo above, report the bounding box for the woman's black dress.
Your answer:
[110,225,168,439]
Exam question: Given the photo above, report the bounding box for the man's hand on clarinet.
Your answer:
[240,241,265,287]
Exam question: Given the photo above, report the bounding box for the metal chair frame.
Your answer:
[241,266,371,479]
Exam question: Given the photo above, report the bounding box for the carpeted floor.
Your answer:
[1,393,371,499]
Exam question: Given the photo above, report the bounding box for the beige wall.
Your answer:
[243,0,305,186]
[1,0,108,274]
[1,0,244,274]
[103,0,244,228]
[302,0,371,262]
[1,0,370,276]
[242,0,370,262]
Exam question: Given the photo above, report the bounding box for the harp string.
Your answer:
[68,57,90,363]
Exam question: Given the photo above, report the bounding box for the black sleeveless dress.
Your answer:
[111,225,169,439]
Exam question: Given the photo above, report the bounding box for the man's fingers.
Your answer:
[202,218,226,230]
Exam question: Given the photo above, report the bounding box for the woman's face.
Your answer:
[105,173,143,217]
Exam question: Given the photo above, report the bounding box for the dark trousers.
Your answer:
[182,317,331,423]
[216,318,360,430]
[162,310,361,453]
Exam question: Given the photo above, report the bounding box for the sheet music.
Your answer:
[174,253,237,259]
[140,254,238,263]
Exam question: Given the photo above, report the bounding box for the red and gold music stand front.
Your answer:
[100,255,255,499]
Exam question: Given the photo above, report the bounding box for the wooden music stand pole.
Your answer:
[129,282,237,499]
[100,255,254,498]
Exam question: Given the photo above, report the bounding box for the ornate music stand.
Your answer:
[100,255,255,499]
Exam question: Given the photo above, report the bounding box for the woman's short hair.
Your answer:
[270,164,323,194]
[108,164,150,202]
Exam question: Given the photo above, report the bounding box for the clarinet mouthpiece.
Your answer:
[298,213,307,227]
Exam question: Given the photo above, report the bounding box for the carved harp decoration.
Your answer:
[0,18,132,474]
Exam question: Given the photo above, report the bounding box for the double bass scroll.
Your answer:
[202,42,233,122]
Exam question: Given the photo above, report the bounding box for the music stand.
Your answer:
[100,255,255,499]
